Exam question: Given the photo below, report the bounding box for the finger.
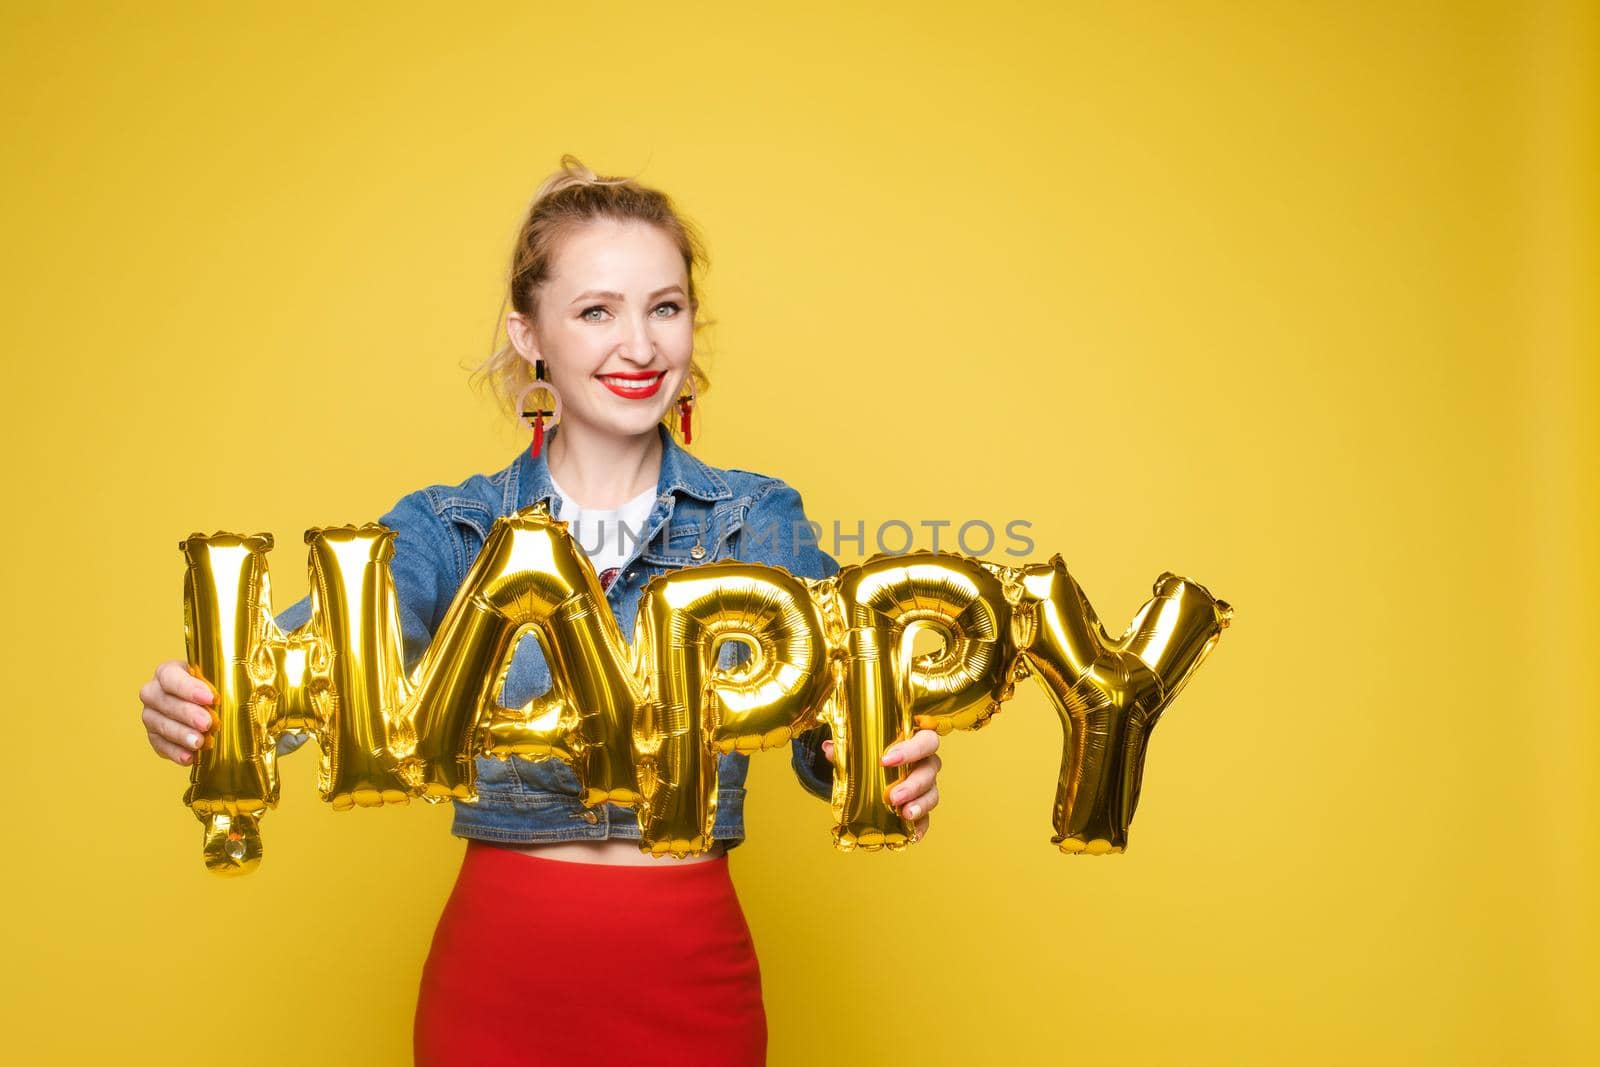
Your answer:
[820,738,835,763]
[911,813,930,842]
[147,730,194,766]
[887,763,938,807]
[157,661,214,706]
[881,728,940,766]
[902,785,939,821]
[142,705,206,751]
[141,681,214,734]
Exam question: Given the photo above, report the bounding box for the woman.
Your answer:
[137,156,943,1064]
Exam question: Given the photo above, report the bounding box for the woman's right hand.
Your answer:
[139,659,215,766]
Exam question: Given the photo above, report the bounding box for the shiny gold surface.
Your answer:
[828,552,1019,851]
[635,561,832,855]
[178,510,1231,873]
[303,526,413,810]
[178,534,281,874]
[1015,558,1232,853]
[419,505,645,810]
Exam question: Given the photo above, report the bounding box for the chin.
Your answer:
[597,412,667,439]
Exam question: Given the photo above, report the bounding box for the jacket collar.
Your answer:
[509,422,731,515]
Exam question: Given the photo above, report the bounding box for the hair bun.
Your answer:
[531,153,633,206]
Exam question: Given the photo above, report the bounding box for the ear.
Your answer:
[506,311,541,363]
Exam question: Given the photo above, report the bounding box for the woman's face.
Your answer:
[507,218,695,443]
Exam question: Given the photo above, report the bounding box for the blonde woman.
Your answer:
[138,156,944,1065]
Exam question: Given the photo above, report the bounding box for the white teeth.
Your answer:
[600,373,663,387]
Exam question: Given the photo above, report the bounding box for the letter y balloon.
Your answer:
[175,506,1232,875]
[1011,559,1232,853]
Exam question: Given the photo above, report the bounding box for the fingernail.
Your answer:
[889,788,904,804]
[881,751,899,766]
[186,733,200,748]
[194,688,212,704]
[907,804,921,820]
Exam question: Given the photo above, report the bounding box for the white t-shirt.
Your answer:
[549,474,657,590]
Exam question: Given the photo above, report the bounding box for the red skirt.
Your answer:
[414,840,766,1066]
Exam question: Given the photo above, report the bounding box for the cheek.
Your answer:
[547,333,608,379]
[666,314,696,350]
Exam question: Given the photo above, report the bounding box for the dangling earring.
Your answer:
[676,374,696,445]
[517,358,562,459]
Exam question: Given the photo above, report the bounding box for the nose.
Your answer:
[618,311,657,366]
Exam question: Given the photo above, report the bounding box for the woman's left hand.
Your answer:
[821,729,942,841]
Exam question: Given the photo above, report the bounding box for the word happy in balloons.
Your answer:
[178,504,1232,875]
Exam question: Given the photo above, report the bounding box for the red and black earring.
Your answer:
[676,374,696,445]
[517,358,562,459]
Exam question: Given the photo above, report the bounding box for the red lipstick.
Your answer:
[598,370,666,400]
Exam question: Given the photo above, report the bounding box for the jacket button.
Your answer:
[690,544,706,560]
[581,809,599,824]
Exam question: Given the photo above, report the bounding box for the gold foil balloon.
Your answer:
[1014,557,1233,853]
[177,502,1233,875]
[302,526,416,808]
[180,533,282,876]
[412,506,645,809]
[633,561,833,856]
[826,552,1019,851]
[179,525,423,877]
[179,527,411,796]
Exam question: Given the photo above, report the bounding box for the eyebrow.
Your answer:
[568,285,685,306]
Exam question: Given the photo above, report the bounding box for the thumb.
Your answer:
[821,738,835,763]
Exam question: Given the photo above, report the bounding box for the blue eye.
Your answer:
[653,301,681,317]
[581,306,607,321]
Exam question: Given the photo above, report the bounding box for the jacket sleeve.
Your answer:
[272,489,459,757]
[734,480,840,801]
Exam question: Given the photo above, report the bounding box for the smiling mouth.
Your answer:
[598,371,667,399]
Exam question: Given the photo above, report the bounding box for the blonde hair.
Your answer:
[473,155,714,434]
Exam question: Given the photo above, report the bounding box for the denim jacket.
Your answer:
[272,423,839,850]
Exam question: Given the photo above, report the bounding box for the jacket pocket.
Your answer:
[512,754,584,797]
[474,754,521,794]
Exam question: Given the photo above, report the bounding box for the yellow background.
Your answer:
[3,2,1595,1063]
